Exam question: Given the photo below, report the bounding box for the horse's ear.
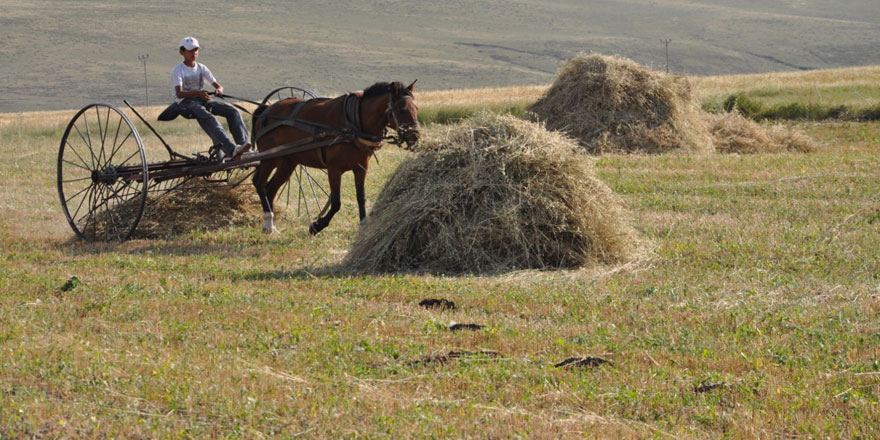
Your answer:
[407,79,418,92]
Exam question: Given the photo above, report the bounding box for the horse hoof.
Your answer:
[309,223,319,235]
[263,226,278,234]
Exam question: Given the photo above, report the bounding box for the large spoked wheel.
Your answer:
[259,86,328,220]
[57,103,148,242]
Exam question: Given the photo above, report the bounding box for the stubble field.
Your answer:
[0,67,878,438]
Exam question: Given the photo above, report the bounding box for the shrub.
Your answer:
[722,93,764,118]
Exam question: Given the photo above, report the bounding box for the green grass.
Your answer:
[418,103,529,125]
[1,103,879,437]
[703,88,880,121]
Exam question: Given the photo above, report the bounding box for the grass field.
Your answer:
[0,69,879,438]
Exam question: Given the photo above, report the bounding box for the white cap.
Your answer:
[179,37,199,50]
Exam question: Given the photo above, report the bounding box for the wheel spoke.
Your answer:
[296,168,308,218]
[65,182,95,205]
[102,188,123,241]
[107,113,125,165]
[72,123,97,170]
[62,175,93,184]
[62,156,92,173]
[70,183,99,224]
[64,138,94,171]
[305,168,320,218]
[107,125,133,166]
[96,106,108,166]
[82,111,96,168]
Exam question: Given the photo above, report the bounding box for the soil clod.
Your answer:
[448,323,485,332]
[419,298,456,310]
[554,356,612,369]
[694,381,728,393]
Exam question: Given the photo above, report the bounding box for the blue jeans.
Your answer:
[178,98,249,154]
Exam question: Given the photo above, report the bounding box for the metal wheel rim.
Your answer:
[259,86,318,107]
[57,103,148,241]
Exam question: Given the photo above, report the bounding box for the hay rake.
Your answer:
[56,86,329,241]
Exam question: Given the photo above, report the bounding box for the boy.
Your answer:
[171,36,250,161]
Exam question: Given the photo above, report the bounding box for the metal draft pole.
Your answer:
[138,54,149,105]
[660,39,671,74]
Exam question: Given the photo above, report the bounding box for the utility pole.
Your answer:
[660,39,671,74]
[138,54,149,105]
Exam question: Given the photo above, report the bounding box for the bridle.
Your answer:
[384,93,420,149]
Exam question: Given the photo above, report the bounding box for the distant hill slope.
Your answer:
[2,0,879,112]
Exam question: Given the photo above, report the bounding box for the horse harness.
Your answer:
[252,91,417,165]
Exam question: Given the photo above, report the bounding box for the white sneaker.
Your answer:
[231,142,252,159]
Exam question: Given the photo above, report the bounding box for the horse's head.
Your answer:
[386,80,421,149]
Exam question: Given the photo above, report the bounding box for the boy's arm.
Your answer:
[175,86,210,100]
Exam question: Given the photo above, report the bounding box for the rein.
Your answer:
[210,92,261,115]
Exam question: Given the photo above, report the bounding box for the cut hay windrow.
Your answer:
[92,179,261,239]
[342,113,642,274]
[527,53,714,155]
[708,112,817,154]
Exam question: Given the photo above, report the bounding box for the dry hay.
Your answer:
[707,112,817,154]
[342,112,642,274]
[93,179,261,239]
[527,53,816,155]
[527,53,714,155]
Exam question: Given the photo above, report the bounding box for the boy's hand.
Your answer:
[198,90,210,100]
[214,85,224,97]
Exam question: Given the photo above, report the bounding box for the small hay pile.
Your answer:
[527,53,714,154]
[95,180,261,239]
[342,113,641,274]
[708,112,817,154]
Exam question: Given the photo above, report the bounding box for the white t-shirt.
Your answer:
[170,62,217,102]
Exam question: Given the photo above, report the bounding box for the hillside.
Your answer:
[2,0,880,112]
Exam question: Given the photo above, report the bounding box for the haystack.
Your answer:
[527,54,714,154]
[342,113,641,274]
[94,180,261,239]
[708,112,817,154]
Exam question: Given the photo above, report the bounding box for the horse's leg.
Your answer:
[309,168,342,235]
[353,165,368,221]
[253,162,278,234]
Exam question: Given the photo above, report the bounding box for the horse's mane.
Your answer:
[362,81,406,98]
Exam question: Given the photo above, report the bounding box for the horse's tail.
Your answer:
[252,104,268,133]
[250,104,271,147]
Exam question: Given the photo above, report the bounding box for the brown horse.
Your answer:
[252,80,420,234]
